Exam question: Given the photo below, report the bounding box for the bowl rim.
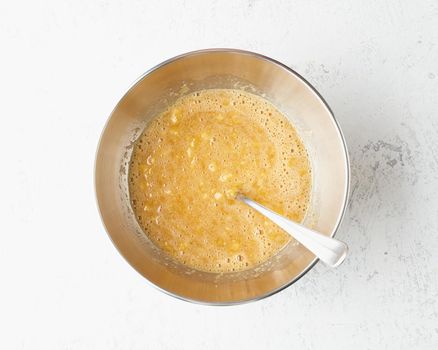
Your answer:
[94,48,350,305]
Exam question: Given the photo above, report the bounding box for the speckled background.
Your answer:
[1,1,437,349]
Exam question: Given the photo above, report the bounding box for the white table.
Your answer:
[1,1,437,349]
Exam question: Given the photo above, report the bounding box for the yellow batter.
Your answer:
[129,89,311,273]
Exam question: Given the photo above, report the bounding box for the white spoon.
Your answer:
[237,194,348,267]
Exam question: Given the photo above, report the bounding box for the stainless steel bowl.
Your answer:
[95,49,349,305]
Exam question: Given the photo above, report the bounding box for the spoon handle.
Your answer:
[238,195,348,267]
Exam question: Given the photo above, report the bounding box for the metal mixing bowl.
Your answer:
[95,49,349,304]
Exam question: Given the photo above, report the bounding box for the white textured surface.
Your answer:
[1,1,437,349]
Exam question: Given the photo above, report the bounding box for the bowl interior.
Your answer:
[95,50,349,304]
